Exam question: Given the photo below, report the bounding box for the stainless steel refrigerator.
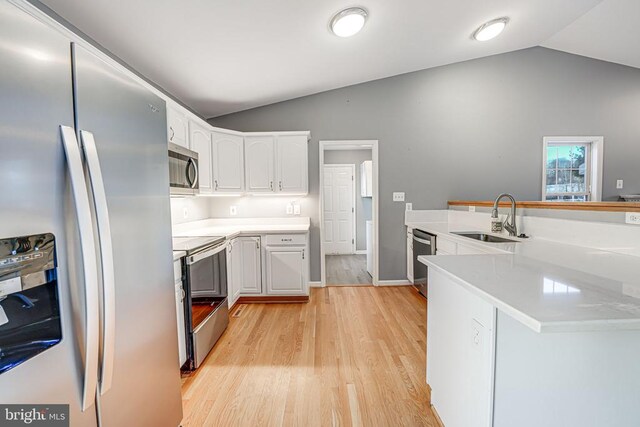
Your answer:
[0,1,183,425]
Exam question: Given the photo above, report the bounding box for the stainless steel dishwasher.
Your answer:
[412,229,436,298]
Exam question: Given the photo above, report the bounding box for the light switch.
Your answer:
[469,206,476,212]
[286,204,293,215]
[393,192,405,202]
[293,204,301,215]
[617,180,624,189]
[405,203,412,211]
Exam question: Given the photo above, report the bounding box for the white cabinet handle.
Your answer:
[169,126,174,141]
[60,126,100,411]
[80,130,115,396]
[302,249,305,260]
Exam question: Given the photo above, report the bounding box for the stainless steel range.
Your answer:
[173,236,229,370]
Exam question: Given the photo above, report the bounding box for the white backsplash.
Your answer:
[446,210,640,258]
[170,197,211,225]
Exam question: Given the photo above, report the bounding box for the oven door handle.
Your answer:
[413,236,432,245]
[187,242,227,265]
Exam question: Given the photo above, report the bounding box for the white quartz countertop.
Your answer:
[172,217,310,240]
[408,211,640,333]
[420,254,640,333]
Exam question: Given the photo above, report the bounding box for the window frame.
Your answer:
[541,136,604,202]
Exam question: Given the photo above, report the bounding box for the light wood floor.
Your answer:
[326,255,372,285]
[181,286,437,426]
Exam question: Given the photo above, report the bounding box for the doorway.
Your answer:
[319,141,378,286]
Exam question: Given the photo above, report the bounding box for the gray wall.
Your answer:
[211,47,640,281]
[324,150,373,251]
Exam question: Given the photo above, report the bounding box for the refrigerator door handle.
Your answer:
[60,126,100,411]
[80,130,116,396]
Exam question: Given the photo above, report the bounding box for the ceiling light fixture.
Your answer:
[473,17,509,41]
[330,7,368,38]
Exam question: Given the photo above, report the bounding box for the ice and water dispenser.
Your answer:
[0,233,62,374]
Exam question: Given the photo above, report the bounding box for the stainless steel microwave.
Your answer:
[168,143,199,196]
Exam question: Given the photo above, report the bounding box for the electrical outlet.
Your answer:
[229,205,237,216]
[293,204,301,215]
[617,179,624,189]
[182,207,188,219]
[286,204,293,215]
[393,192,405,202]
[405,203,412,211]
[626,212,640,225]
[469,206,476,212]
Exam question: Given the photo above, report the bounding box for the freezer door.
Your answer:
[0,1,98,426]
[73,45,183,426]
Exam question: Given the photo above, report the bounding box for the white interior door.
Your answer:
[323,165,355,255]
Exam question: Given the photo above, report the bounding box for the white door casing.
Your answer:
[323,164,355,255]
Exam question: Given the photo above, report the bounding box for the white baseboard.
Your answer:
[355,250,367,255]
[309,281,324,288]
[376,279,413,286]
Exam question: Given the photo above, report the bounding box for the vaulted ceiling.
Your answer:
[37,0,636,118]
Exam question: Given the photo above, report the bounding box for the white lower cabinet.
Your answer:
[265,246,307,295]
[237,236,262,294]
[227,233,310,299]
[227,238,243,308]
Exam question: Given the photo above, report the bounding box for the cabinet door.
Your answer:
[189,121,212,193]
[275,135,308,194]
[167,107,189,148]
[238,237,262,294]
[227,239,243,308]
[407,228,414,283]
[265,247,306,295]
[245,136,274,193]
[212,131,244,193]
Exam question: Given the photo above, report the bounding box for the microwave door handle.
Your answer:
[187,158,198,189]
[80,130,116,396]
[60,126,100,411]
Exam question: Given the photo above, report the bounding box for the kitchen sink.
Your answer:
[452,232,518,243]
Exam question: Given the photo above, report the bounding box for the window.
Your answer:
[542,137,603,202]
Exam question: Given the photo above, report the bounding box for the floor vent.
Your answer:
[232,305,246,318]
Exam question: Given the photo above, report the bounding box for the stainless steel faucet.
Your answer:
[491,193,518,237]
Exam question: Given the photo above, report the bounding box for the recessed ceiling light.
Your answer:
[473,17,509,42]
[330,7,368,38]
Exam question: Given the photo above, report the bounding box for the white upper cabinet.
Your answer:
[275,135,308,194]
[245,136,275,193]
[211,131,244,193]
[167,107,189,148]
[244,132,309,195]
[189,120,212,193]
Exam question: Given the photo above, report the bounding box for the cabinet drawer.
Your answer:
[265,234,307,246]
[437,237,457,254]
[173,260,182,283]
